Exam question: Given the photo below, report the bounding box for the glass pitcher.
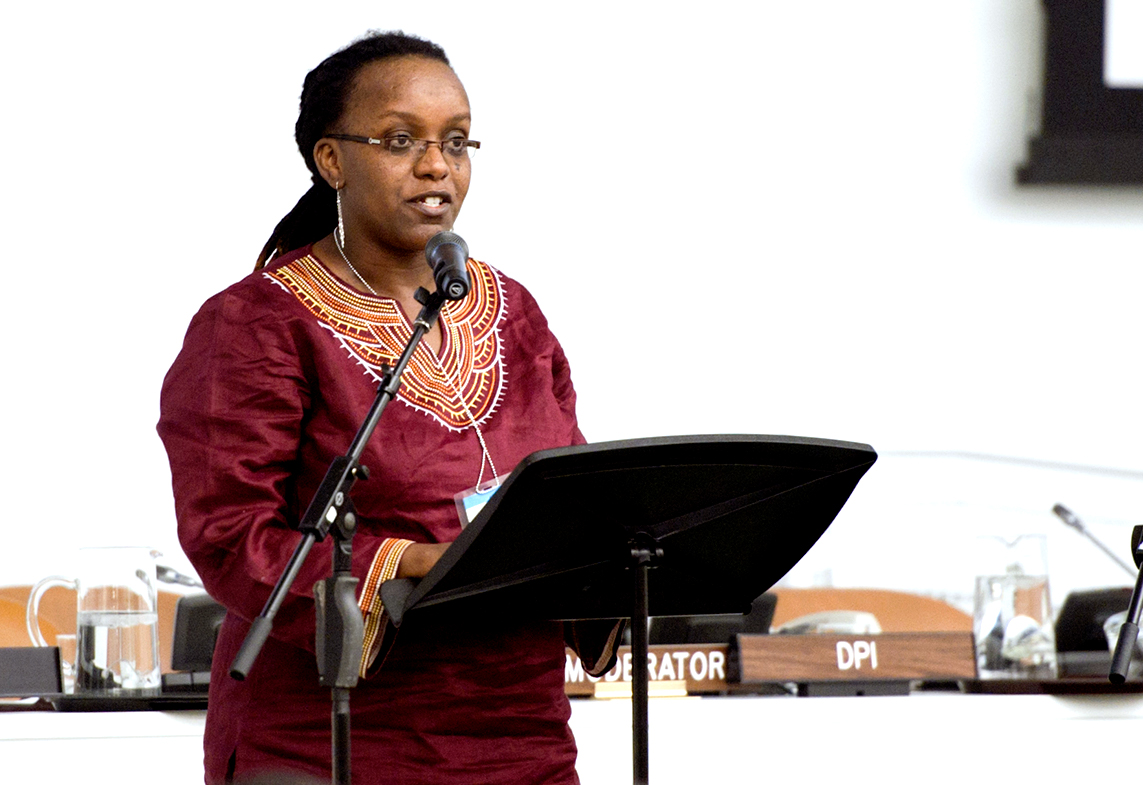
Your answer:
[26,546,162,693]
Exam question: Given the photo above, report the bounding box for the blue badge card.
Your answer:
[453,475,508,529]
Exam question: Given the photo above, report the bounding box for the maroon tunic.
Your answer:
[158,246,586,784]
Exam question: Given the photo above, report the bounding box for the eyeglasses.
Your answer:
[326,133,480,160]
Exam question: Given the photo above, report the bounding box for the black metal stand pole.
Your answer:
[1110,525,1143,684]
[332,687,352,781]
[316,522,366,785]
[630,538,661,785]
[229,286,450,785]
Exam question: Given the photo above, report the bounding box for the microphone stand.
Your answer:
[1109,526,1143,684]
[229,284,450,785]
[1053,503,1137,579]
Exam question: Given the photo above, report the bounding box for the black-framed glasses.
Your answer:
[326,133,480,160]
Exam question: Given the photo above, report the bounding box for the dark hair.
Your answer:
[255,31,450,269]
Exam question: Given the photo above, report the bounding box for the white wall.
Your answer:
[1107,0,1143,86]
[2,1,1140,613]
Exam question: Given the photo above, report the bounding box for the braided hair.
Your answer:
[255,31,450,269]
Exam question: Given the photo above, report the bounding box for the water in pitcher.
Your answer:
[75,610,161,691]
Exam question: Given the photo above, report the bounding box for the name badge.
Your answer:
[454,475,509,528]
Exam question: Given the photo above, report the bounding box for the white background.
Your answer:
[1,0,1141,614]
[6,694,1143,785]
[1107,0,1143,86]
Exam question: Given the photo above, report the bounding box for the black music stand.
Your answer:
[382,434,877,785]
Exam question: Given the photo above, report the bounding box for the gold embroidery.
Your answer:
[267,255,506,430]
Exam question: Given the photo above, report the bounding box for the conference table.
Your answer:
[3,687,1140,784]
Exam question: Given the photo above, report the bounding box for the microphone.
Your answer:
[1052,503,1137,578]
[425,231,470,300]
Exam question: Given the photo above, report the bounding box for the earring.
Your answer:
[335,184,345,248]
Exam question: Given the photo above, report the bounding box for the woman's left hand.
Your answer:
[396,542,452,578]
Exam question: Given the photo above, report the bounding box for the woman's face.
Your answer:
[326,56,472,257]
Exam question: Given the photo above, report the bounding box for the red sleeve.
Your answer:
[157,283,373,652]
[509,279,586,448]
[550,339,586,447]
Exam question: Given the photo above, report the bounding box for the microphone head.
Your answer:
[1052,503,1082,531]
[424,231,470,300]
[425,230,469,264]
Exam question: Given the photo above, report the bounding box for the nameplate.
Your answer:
[565,644,729,696]
[734,632,976,682]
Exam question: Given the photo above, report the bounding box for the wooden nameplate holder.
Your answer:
[734,632,976,683]
[564,633,976,698]
[565,643,732,696]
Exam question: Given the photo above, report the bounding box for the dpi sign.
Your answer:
[836,640,878,671]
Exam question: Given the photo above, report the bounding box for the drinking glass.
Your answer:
[973,534,1058,679]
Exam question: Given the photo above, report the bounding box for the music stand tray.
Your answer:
[385,434,876,624]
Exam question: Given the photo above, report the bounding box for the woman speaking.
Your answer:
[158,30,618,785]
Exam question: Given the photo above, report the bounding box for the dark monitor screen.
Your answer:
[1017,0,1143,183]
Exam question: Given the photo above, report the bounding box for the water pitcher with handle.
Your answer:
[26,546,162,692]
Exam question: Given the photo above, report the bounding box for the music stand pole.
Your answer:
[630,537,662,785]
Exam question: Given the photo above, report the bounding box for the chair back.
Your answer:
[770,587,971,632]
[0,585,181,672]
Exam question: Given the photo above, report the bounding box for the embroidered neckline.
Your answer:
[265,254,507,431]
